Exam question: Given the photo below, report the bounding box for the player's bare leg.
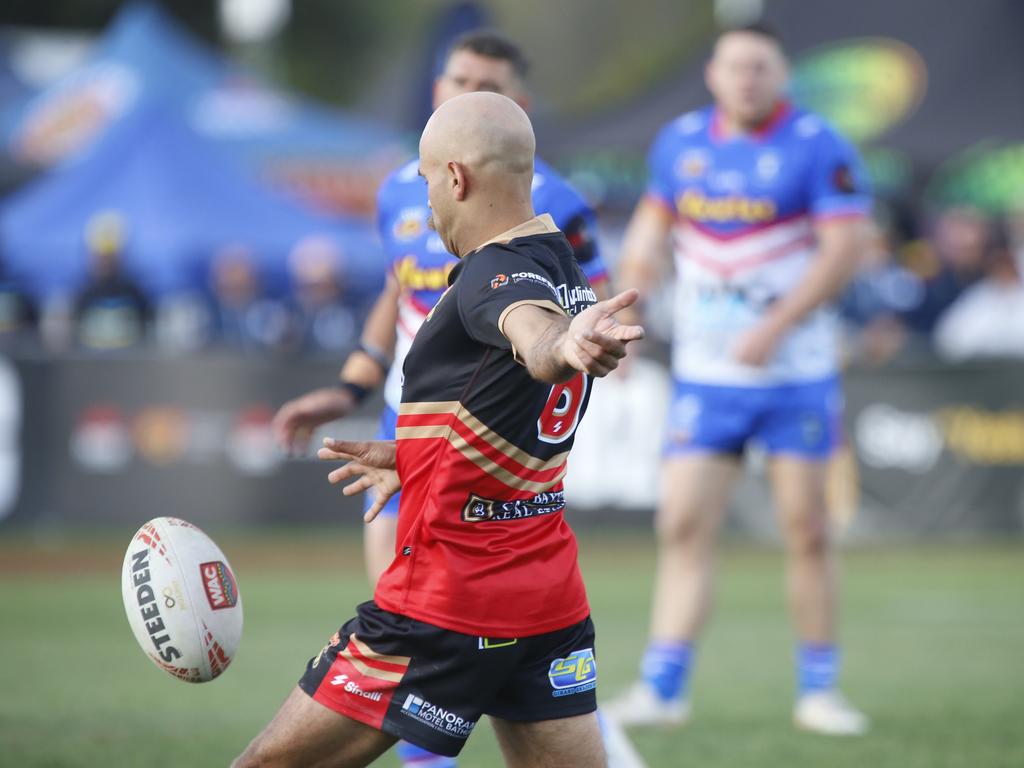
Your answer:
[491,712,606,768]
[650,455,739,641]
[363,513,398,584]
[605,454,739,726]
[232,686,397,768]
[770,456,868,735]
[770,457,835,643]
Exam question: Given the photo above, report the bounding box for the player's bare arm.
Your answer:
[502,288,645,382]
[317,438,400,522]
[271,275,400,452]
[615,197,674,324]
[734,216,869,366]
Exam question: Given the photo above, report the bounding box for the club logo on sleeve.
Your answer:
[393,208,428,240]
[548,648,597,697]
[200,561,238,610]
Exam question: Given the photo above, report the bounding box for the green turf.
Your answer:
[1,531,1022,767]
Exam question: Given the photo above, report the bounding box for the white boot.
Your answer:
[794,690,870,736]
[602,681,691,727]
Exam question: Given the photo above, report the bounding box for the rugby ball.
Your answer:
[121,517,243,683]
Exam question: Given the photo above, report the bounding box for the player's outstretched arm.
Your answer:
[271,277,400,453]
[503,289,645,383]
[317,438,399,522]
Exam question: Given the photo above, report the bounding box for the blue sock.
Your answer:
[640,640,693,701]
[797,643,839,695]
[396,740,456,767]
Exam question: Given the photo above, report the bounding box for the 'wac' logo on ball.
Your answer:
[200,561,238,610]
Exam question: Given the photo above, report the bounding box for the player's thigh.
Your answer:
[233,686,396,768]
[768,455,830,549]
[490,712,605,768]
[657,453,741,544]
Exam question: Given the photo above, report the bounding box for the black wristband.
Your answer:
[357,342,392,373]
[336,380,370,405]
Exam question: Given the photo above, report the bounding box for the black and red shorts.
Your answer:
[298,601,598,757]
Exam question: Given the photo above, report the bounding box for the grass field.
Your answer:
[1,529,1022,767]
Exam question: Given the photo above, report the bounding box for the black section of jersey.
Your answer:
[401,230,596,460]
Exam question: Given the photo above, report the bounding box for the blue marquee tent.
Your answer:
[3,2,404,216]
[0,103,385,300]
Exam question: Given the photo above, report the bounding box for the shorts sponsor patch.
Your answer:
[548,648,597,697]
[400,693,476,739]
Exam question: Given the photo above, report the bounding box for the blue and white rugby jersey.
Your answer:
[646,103,871,386]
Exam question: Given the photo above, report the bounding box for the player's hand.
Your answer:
[733,320,784,367]
[562,289,646,377]
[271,387,358,455]
[317,438,400,522]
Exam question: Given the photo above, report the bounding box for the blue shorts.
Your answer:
[664,377,842,460]
[365,405,401,518]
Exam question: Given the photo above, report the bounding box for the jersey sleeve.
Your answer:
[456,245,565,350]
[559,209,606,284]
[808,125,872,219]
[645,123,679,211]
[533,164,608,285]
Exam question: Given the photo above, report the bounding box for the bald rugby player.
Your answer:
[234,93,643,768]
[271,31,608,585]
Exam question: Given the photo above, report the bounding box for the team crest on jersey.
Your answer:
[490,273,509,289]
[676,149,710,179]
[548,648,597,697]
[393,208,428,241]
[756,151,781,181]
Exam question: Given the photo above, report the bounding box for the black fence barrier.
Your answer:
[1,355,1021,535]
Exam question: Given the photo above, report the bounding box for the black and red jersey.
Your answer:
[374,214,598,637]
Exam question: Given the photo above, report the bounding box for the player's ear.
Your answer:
[448,161,468,201]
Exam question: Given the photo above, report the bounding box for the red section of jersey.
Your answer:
[374,425,589,637]
[312,641,404,728]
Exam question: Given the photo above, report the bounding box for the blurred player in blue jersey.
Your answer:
[271,31,635,768]
[605,23,871,735]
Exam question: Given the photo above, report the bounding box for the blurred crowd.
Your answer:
[0,201,1023,365]
[839,202,1024,365]
[0,210,371,357]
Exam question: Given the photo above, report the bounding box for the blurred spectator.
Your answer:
[0,257,38,349]
[840,215,922,365]
[209,244,290,352]
[286,235,358,355]
[153,291,215,353]
[934,224,1024,360]
[73,211,151,351]
[899,206,991,337]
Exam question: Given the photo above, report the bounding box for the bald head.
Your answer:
[418,92,538,256]
[422,92,535,179]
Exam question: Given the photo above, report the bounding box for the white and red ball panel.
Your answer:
[121,517,243,683]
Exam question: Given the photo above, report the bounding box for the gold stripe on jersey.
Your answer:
[398,401,569,493]
[457,409,569,473]
[398,401,461,416]
[395,424,450,440]
[398,401,569,472]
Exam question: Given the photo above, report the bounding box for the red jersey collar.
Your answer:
[710,100,791,143]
